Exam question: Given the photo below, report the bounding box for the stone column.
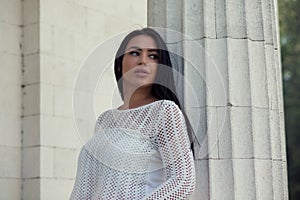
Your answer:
[148,0,288,199]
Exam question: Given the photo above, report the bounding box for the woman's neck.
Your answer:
[121,86,158,109]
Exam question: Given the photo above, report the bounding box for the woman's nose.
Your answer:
[138,52,147,65]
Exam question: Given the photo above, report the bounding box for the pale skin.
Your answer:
[118,35,160,110]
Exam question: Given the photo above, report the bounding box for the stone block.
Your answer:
[86,9,106,35]
[272,160,284,200]
[184,0,204,39]
[215,0,227,38]
[22,115,40,147]
[245,0,264,41]
[271,0,279,49]
[226,0,247,38]
[230,107,253,158]
[23,53,40,85]
[0,53,21,85]
[227,38,251,106]
[41,178,75,200]
[265,45,278,110]
[22,178,40,200]
[282,161,289,199]
[52,26,76,60]
[233,159,256,199]
[40,0,86,32]
[22,146,40,178]
[0,84,21,116]
[23,83,40,116]
[40,83,54,115]
[103,15,129,38]
[0,0,21,25]
[40,115,83,149]
[23,0,39,25]
[74,33,93,62]
[274,49,284,113]
[72,0,104,10]
[40,146,54,178]
[40,23,54,55]
[248,41,269,108]
[73,89,95,122]
[0,22,22,55]
[0,178,21,200]
[190,159,209,200]
[53,86,73,117]
[203,0,216,38]
[206,107,218,159]
[23,84,54,116]
[54,148,78,178]
[128,0,147,25]
[279,112,287,161]
[23,23,39,56]
[269,110,281,159]
[0,114,21,147]
[165,0,183,34]
[0,146,21,178]
[261,0,273,44]
[252,108,271,159]
[108,0,132,21]
[217,107,232,159]
[40,54,79,88]
[147,0,167,28]
[74,31,109,63]
[184,39,206,108]
[206,38,228,106]
[254,159,273,200]
[209,159,234,200]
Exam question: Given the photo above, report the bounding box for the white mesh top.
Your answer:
[70,100,195,200]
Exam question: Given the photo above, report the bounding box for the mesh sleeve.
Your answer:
[145,101,196,199]
[70,147,101,199]
[70,116,102,199]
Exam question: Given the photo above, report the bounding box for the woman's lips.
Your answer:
[134,68,149,77]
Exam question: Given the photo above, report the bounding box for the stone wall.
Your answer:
[0,0,22,199]
[0,0,147,199]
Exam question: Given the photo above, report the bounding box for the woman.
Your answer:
[71,28,196,199]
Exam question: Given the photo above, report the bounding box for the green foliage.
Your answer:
[278,0,300,199]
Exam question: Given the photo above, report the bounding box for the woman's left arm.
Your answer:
[145,101,196,200]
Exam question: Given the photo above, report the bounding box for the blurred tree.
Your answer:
[278,0,300,199]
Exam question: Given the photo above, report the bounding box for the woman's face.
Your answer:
[121,34,159,90]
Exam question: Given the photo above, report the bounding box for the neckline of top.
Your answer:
[113,99,166,112]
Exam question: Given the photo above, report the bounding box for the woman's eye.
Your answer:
[129,51,139,56]
[149,54,158,60]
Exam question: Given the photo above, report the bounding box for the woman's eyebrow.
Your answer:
[148,49,159,53]
[126,46,159,52]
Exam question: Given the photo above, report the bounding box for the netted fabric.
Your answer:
[70,100,195,200]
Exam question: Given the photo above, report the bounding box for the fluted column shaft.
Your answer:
[148,0,288,199]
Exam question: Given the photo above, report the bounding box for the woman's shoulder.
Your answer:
[160,99,179,108]
[160,100,182,114]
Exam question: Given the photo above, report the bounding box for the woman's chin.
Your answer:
[126,81,154,90]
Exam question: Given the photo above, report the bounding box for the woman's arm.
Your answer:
[145,101,196,200]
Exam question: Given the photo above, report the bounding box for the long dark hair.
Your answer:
[114,27,196,155]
